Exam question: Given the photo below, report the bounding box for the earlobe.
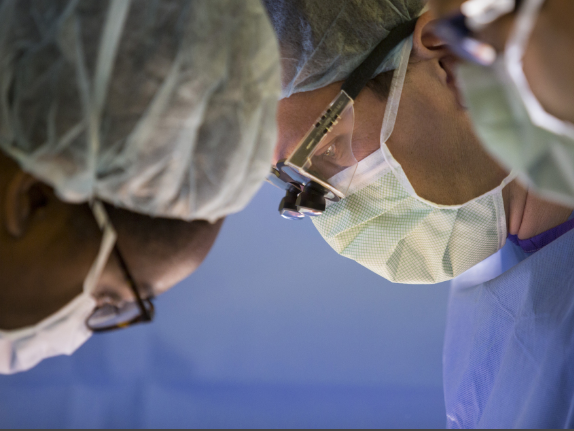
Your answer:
[3,171,45,238]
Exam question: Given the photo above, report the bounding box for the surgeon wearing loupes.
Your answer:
[265,0,574,427]
[0,0,280,375]
[265,0,572,283]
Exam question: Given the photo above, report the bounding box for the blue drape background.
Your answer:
[0,184,450,428]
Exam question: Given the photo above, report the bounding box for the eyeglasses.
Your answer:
[268,19,418,220]
[433,0,524,66]
[85,202,155,332]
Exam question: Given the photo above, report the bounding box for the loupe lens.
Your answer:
[279,190,304,220]
[296,182,328,216]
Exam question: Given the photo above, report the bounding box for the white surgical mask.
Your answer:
[313,42,513,284]
[457,0,574,206]
[0,202,116,374]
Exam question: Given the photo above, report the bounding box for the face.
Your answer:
[275,11,508,207]
[0,155,223,330]
[430,0,574,124]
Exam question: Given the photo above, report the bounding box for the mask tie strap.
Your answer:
[85,201,118,294]
[380,36,412,146]
[378,37,416,197]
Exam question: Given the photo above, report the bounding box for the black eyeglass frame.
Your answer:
[85,203,155,333]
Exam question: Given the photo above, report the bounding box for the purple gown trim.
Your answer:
[508,217,574,254]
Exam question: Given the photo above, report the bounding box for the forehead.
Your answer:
[274,82,343,165]
[429,0,466,17]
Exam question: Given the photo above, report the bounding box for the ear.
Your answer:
[3,171,50,238]
[411,11,450,62]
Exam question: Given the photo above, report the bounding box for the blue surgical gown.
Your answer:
[444,229,574,428]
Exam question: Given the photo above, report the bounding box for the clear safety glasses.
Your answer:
[285,90,357,200]
[268,19,418,220]
[85,201,155,332]
[433,0,524,66]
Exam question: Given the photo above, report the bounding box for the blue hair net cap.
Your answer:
[0,0,280,222]
[263,0,426,99]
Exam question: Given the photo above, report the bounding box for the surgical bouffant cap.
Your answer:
[0,0,280,222]
[263,0,426,99]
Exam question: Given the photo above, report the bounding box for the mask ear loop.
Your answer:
[85,201,118,294]
[380,37,412,145]
[378,36,419,197]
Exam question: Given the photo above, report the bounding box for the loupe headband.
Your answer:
[342,18,418,100]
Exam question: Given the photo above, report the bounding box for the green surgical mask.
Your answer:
[458,59,574,207]
[457,0,574,206]
[313,144,513,284]
[312,45,514,285]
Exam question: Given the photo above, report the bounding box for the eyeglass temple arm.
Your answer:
[112,245,153,321]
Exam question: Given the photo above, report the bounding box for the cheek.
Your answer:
[384,62,504,205]
[352,95,386,161]
[391,65,455,147]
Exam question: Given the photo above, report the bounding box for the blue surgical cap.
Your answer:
[263,0,426,99]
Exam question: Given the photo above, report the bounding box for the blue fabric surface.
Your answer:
[450,239,529,293]
[444,228,574,428]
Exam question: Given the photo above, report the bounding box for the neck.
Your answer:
[505,180,573,239]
